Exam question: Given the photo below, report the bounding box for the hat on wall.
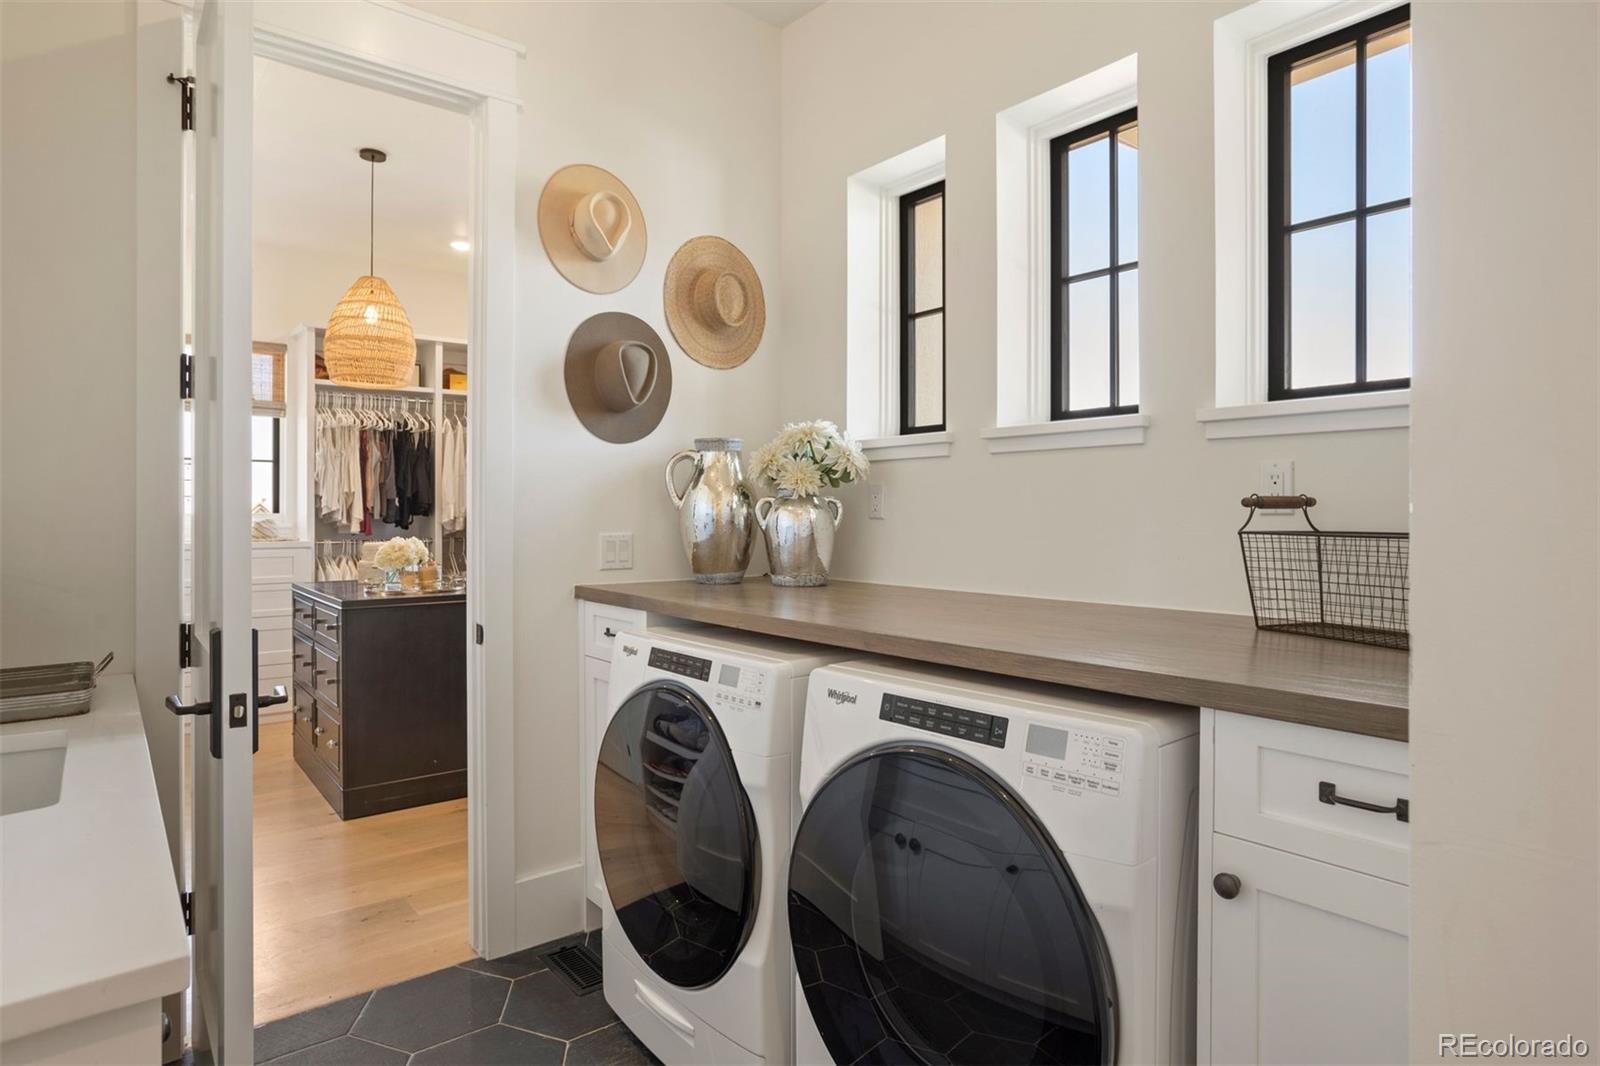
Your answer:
[564,312,673,444]
[538,164,648,294]
[663,236,766,369]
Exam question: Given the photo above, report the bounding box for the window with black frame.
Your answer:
[1268,5,1411,399]
[1050,108,1139,420]
[250,344,286,514]
[899,181,945,434]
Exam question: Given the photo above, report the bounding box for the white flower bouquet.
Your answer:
[373,536,429,572]
[747,420,868,498]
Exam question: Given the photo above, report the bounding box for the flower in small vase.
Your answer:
[773,455,824,498]
[373,538,411,572]
[749,420,869,495]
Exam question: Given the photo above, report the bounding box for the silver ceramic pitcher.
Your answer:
[754,492,843,587]
[666,438,754,584]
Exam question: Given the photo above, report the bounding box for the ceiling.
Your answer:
[252,57,471,276]
[723,1,823,27]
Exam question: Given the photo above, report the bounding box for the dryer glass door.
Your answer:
[789,746,1116,1065]
[596,680,758,989]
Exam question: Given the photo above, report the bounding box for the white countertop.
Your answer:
[0,675,190,1040]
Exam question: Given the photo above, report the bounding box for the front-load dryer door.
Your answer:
[789,745,1116,1065]
[596,680,759,990]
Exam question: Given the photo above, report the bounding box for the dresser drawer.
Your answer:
[292,634,315,690]
[581,601,646,661]
[1213,710,1410,884]
[292,686,315,743]
[312,705,342,777]
[313,645,340,707]
[292,596,315,636]
[313,605,342,649]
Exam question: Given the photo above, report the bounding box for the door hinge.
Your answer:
[180,891,193,935]
[179,351,194,400]
[166,73,194,131]
[179,623,193,668]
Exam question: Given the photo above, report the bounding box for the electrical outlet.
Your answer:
[599,533,634,570]
[1259,461,1294,513]
[868,483,887,520]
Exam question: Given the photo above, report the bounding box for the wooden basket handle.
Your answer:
[1241,494,1317,510]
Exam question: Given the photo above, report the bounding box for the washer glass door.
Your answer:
[596,680,758,988]
[789,746,1115,1065]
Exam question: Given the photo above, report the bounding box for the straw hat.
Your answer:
[663,236,766,369]
[564,312,673,444]
[538,164,647,294]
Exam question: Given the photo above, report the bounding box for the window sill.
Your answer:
[979,414,1148,454]
[859,432,953,462]
[1196,390,1410,440]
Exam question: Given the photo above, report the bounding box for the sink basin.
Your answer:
[1,730,67,815]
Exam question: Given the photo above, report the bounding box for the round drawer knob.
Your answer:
[1213,872,1242,900]
[326,739,338,749]
[314,726,325,736]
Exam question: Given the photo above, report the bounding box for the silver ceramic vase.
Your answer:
[755,492,843,587]
[665,438,754,584]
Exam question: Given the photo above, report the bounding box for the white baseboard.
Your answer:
[512,861,586,952]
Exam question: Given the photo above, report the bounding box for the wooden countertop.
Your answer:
[295,580,466,610]
[574,580,1409,740]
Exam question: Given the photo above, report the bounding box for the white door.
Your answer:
[181,0,258,1059]
[1208,834,1409,1065]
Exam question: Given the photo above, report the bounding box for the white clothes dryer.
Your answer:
[596,626,841,1065]
[790,660,1198,1065]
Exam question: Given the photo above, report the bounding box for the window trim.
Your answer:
[1050,106,1140,421]
[897,180,946,435]
[1266,3,1411,401]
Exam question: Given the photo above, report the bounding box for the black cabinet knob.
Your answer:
[1005,864,1019,875]
[908,838,922,855]
[1213,872,1242,900]
[894,833,906,849]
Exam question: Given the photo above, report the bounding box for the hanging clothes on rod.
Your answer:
[438,394,467,535]
[315,390,435,533]
[315,539,368,582]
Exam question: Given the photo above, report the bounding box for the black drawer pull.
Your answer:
[323,622,339,632]
[602,627,617,638]
[1319,780,1409,823]
[1213,872,1241,899]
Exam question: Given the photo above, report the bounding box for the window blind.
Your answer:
[252,343,286,417]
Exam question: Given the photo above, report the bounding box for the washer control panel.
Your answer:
[648,647,711,682]
[1022,722,1125,798]
[879,693,1009,748]
[712,661,769,712]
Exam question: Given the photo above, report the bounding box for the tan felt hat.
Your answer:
[565,312,673,444]
[663,236,766,369]
[539,164,647,294]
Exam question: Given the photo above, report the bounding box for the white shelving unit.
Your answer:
[288,324,468,569]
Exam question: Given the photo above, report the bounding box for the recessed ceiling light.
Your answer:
[450,239,471,252]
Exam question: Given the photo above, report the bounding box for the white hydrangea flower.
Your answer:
[748,440,783,482]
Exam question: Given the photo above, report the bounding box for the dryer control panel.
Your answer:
[712,661,770,712]
[647,647,711,681]
[879,693,1010,748]
[1022,722,1126,798]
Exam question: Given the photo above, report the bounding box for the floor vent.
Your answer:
[546,942,603,995]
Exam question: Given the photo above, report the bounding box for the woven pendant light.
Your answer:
[324,148,416,387]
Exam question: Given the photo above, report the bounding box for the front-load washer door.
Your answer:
[788,745,1116,1065]
[596,679,759,990]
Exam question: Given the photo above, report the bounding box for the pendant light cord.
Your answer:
[368,155,375,277]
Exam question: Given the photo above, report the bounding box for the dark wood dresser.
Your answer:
[290,581,466,819]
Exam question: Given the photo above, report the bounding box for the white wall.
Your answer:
[1,0,140,670]
[778,1,1410,612]
[1409,1,1599,1053]
[252,241,468,343]
[409,0,783,934]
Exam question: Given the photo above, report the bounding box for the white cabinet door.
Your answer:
[1208,834,1408,1066]
[582,655,611,907]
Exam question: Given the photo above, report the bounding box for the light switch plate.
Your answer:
[868,484,887,520]
[599,533,633,570]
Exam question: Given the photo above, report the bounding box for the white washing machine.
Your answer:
[790,660,1198,1065]
[596,626,842,1065]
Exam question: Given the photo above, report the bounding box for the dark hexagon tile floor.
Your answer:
[249,931,659,1066]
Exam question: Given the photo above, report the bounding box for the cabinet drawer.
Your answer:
[312,707,342,777]
[292,634,315,690]
[313,605,342,649]
[581,601,646,661]
[313,646,340,707]
[292,596,315,636]
[292,685,315,743]
[1214,711,1410,884]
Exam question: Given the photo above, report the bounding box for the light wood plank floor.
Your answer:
[253,720,472,1025]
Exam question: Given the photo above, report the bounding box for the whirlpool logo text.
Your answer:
[826,688,858,705]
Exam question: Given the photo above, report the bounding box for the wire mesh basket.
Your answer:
[1238,495,1409,650]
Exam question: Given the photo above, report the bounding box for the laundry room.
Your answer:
[0,2,1595,1066]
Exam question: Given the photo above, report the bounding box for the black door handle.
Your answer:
[1319,781,1409,823]
[171,626,225,759]
[166,694,212,716]
[258,685,289,709]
